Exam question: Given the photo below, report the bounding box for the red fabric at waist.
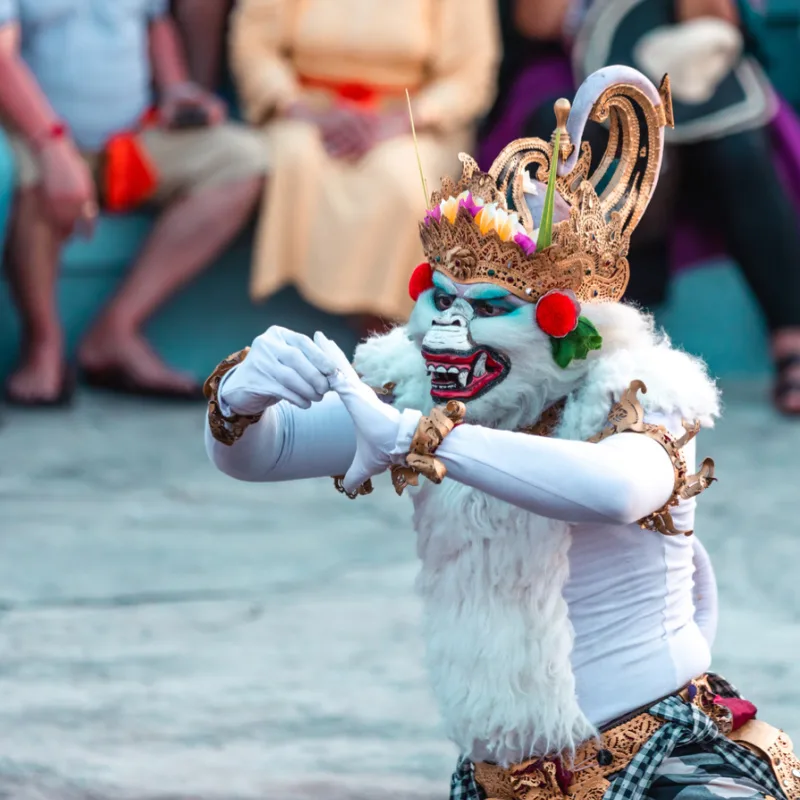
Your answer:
[298,74,411,108]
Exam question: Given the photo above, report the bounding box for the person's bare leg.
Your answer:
[78,175,263,392]
[4,188,68,402]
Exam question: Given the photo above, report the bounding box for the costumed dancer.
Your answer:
[204,66,799,800]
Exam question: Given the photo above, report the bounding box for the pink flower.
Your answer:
[424,206,442,225]
[460,193,483,217]
[514,232,536,255]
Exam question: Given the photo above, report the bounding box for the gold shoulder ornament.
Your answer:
[589,380,716,536]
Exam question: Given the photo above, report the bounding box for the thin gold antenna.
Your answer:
[405,89,429,206]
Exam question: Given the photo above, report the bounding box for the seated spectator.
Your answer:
[230,0,500,336]
[482,0,800,416]
[171,0,233,91]
[0,0,266,405]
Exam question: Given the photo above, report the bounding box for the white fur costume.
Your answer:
[207,301,720,766]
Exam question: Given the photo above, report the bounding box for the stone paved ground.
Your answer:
[0,383,798,800]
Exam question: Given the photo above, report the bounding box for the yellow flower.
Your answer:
[494,212,518,241]
[475,204,498,235]
[474,205,523,241]
[435,193,532,245]
[440,196,461,225]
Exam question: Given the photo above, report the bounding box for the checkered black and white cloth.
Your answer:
[451,756,483,800]
[449,675,786,800]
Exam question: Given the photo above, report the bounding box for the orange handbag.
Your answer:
[100,109,159,213]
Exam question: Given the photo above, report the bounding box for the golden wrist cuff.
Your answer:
[203,348,264,447]
[391,400,467,495]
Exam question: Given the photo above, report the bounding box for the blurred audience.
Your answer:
[230,0,500,334]
[0,0,266,405]
[482,0,800,415]
[171,0,233,91]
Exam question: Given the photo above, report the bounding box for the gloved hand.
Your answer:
[314,331,422,493]
[219,326,336,416]
[634,17,742,104]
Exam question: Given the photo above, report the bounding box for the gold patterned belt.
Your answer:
[473,675,800,800]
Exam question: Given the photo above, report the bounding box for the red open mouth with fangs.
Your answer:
[422,346,510,401]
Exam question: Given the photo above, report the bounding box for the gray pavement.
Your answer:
[0,383,798,799]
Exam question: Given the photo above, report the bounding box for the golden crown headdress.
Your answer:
[418,66,674,304]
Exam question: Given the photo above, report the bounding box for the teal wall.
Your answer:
[0,129,13,268]
[761,0,800,111]
[658,263,771,378]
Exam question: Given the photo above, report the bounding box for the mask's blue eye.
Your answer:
[434,290,455,311]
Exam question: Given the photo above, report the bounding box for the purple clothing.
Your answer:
[478,54,800,274]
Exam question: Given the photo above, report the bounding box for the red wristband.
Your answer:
[31,120,69,151]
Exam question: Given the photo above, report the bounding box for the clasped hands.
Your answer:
[220,327,422,493]
[283,102,411,161]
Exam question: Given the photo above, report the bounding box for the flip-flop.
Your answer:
[80,364,205,401]
[4,364,76,408]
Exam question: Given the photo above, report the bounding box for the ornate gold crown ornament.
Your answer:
[418,68,674,304]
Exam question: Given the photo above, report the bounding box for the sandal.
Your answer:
[80,364,205,401]
[773,354,800,416]
[4,363,76,408]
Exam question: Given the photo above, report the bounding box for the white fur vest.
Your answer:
[353,309,720,763]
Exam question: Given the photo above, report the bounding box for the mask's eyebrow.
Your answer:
[463,284,513,301]
[432,271,457,293]
[432,272,527,306]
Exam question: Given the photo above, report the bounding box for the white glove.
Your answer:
[219,326,337,416]
[634,18,742,104]
[313,331,422,493]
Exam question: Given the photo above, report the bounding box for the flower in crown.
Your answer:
[439,191,484,224]
[423,191,537,255]
[414,129,607,370]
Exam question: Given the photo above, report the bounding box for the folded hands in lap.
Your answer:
[285,102,411,161]
[159,81,228,128]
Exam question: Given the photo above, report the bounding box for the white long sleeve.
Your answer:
[436,416,678,525]
[691,536,719,647]
[205,392,357,482]
[207,376,683,527]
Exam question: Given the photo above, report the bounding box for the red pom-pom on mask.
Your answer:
[535,290,581,338]
[409,262,434,300]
